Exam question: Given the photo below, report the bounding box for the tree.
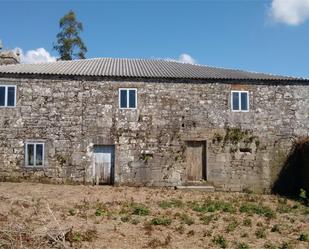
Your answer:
[53,10,87,60]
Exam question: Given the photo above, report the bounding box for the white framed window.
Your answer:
[119,88,137,109]
[25,143,44,167]
[231,91,249,112]
[0,85,16,107]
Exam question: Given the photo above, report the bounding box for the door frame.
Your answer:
[185,140,208,181]
[92,144,115,185]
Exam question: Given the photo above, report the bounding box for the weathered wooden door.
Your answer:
[93,145,114,185]
[185,141,206,182]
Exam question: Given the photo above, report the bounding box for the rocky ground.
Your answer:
[0,182,308,249]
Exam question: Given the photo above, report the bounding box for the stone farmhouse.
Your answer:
[0,51,308,192]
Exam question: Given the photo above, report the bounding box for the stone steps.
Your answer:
[175,185,215,192]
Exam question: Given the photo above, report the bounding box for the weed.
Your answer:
[95,207,107,217]
[151,217,172,226]
[255,228,267,239]
[298,233,308,242]
[200,214,215,225]
[212,235,228,248]
[68,208,76,216]
[66,228,97,243]
[131,218,140,225]
[239,203,275,219]
[175,225,185,234]
[236,242,250,249]
[243,218,252,227]
[279,242,292,249]
[263,242,277,249]
[131,203,150,216]
[180,213,194,225]
[158,199,183,209]
[120,215,130,222]
[187,230,195,236]
[271,224,280,233]
[226,219,239,233]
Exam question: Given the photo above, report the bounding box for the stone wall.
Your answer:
[0,76,308,192]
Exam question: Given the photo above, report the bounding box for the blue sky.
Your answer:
[1,0,309,78]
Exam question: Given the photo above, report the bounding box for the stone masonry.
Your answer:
[0,76,308,192]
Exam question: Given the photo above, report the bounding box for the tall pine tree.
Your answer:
[53,10,87,60]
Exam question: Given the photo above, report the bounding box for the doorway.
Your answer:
[93,145,115,185]
[185,141,207,182]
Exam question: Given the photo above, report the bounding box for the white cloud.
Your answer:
[164,53,197,64]
[15,48,56,64]
[269,0,309,25]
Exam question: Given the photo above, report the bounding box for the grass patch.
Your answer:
[236,242,250,249]
[225,219,239,233]
[151,217,172,226]
[192,200,236,213]
[131,203,150,216]
[243,218,252,227]
[158,199,184,209]
[180,213,194,225]
[239,203,275,219]
[200,214,216,225]
[255,227,267,239]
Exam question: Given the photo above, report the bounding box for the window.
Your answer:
[0,85,16,107]
[119,88,137,109]
[231,91,249,112]
[25,143,44,167]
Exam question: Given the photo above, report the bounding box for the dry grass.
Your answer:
[0,182,308,249]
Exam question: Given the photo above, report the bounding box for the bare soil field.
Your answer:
[0,182,308,249]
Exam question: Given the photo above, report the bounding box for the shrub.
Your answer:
[131,203,150,216]
[240,203,275,219]
[212,235,228,248]
[151,217,172,226]
[298,233,309,241]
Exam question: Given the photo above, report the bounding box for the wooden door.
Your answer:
[185,141,206,182]
[93,145,114,185]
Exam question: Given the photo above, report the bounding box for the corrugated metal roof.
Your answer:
[0,57,307,81]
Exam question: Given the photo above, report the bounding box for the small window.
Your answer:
[0,85,16,107]
[231,91,249,112]
[119,88,137,109]
[25,143,44,167]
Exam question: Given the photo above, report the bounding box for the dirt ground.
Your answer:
[0,182,308,249]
